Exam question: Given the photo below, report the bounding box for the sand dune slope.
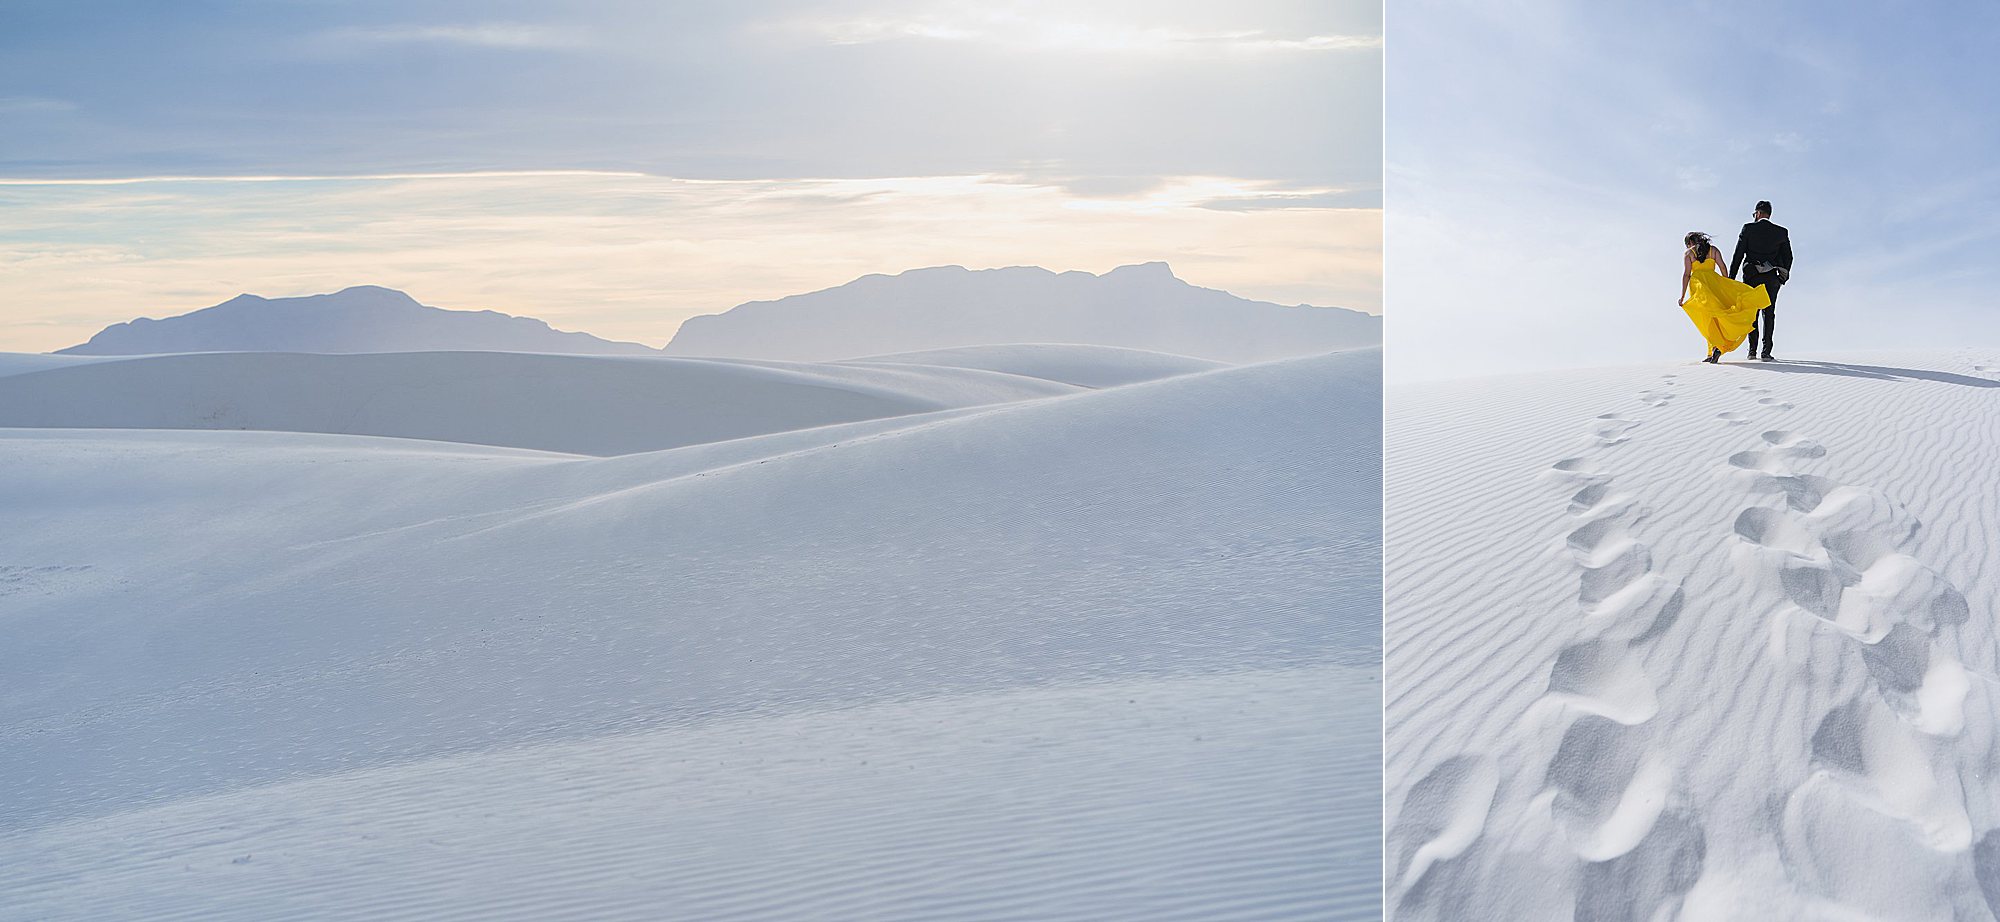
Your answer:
[845,343,1228,388]
[0,351,1085,455]
[1387,351,2000,921]
[1,347,1380,921]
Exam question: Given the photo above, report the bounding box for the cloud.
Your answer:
[318,23,590,51]
[982,170,1173,198]
[776,12,1377,54]
[0,96,76,114]
[0,3,1374,195]
[0,170,648,187]
[1771,131,1809,153]
[1199,187,1382,211]
[1674,166,1717,192]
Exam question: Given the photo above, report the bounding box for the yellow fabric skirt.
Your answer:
[1682,258,1772,354]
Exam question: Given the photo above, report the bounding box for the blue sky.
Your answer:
[0,1,1380,350]
[1389,1,2000,380]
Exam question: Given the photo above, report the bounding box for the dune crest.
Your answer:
[1,347,1381,920]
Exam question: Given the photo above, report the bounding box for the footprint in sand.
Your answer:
[1730,507,1846,621]
[1727,449,1782,473]
[1389,756,1500,895]
[1546,639,1659,724]
[1781,772,1966,917]
[1716,411,1752,425]
[1761,430,1825,455]
[1742,489,1961,652]
[1805,699,1971,850]
[1974,831,2000,915]
[1765,474,1841,513]
[1573,809,1706,922]
[1757,396,1794,409]
[1822,538,1969,634]
[1733,507,1820,557]
[1569,482,1615,515]
[1550,457,1610,481]
[1727,433,1827,474]
[1855,623,1969,736]
[1591,414,1642,445]
[1578,541,1654,608]
[1546,716,1673,861]
[1583,575,1685,644]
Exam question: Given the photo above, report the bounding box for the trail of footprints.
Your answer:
[1399,374,1707,916]
[1726,420,2000,907]
[1530,372,1706,917]
[1394,372,1999,917]
[1727,427,1970,743]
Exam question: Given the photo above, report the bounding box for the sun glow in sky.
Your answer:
[0,0,1380,352]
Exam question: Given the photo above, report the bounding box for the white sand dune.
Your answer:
[0,350,1096,456]
[0,353,130,378]
[1,347,1381,921]
[1387,350,2000,920]
[846,343,1229,389]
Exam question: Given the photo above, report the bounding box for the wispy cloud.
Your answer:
[1770,131,1810,154]
[1673,166,1717,192]
[779,12,1377,54]
[2,3,1373,196]
[985,172,1382,212]
[0,170,648,187]
[1199,187,1381,211]
[318,23,590,51]
[0,96,76,114]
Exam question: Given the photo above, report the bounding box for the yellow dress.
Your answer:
[1682,256,1772,354]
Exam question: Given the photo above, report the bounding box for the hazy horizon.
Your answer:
[44,257,1382,356]
[1,1,1381,353]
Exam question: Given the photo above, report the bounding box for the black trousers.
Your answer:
[1745,279,1782,357]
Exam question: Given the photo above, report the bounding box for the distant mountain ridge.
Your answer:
[55,265,1380,363]
[663,262,1379,364]
[57,286,657,356]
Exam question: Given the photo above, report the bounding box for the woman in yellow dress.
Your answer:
[1680,231,1772,363]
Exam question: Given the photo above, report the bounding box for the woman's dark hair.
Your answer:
[1684,231,1712,261]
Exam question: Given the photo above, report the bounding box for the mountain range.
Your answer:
[55,264,1380,363]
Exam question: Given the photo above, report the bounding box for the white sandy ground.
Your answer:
[0,346,1380,920]
[1386,349,2000,921]
[0,345,1214,456]
[844,343,1228,389]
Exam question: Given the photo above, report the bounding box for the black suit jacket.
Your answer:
[1730,219,1793,285]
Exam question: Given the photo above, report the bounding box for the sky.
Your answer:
[1389,1,2000,381]
[0,0,1381,352]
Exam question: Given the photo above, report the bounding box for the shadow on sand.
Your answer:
[1732,359,2000,389]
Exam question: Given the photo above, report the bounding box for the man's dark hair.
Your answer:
[1755,200,1773,217]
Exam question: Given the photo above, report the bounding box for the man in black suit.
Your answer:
[1729,200,1793,361]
